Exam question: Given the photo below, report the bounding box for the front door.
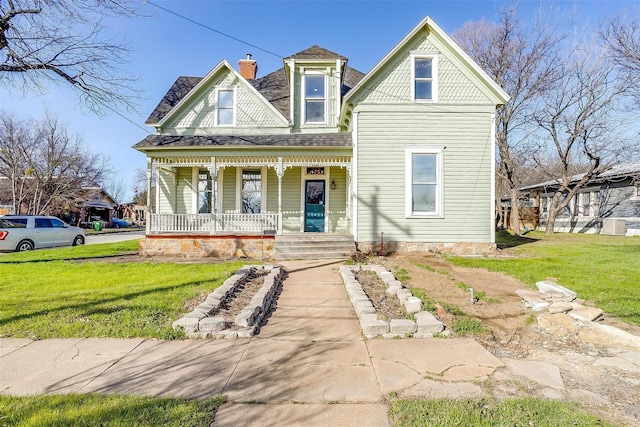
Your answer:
[304,180,325,232]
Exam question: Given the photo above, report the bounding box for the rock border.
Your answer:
[339,265,444,338]
[172,264,284,339]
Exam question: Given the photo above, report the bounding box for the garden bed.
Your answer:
[172,264,284,338]
[340,265,444,338]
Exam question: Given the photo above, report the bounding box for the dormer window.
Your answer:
[304,74,326,123]
[215,88,235,126]
[411,54,438,102]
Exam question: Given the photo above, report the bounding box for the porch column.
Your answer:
[145,157,153,235]
[207,157,217,234]
[276,157,284,235]
[346,164,352,220]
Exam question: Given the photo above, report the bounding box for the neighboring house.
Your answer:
[133,17,509,258]
[520,161,640,236]
[75,187,118,227]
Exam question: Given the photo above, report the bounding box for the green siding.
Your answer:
[222,167,237,213]
[281,168,302,232]
[166,70,287,132]
[157,170,172,214]
[328,167,348,232]
[356,110,493,243]
[351,33,492,105]
[175,168,192,214]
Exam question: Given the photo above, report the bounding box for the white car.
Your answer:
[0,215,85,252]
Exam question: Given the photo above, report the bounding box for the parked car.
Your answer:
[111,218,130,228]
[0,215,85,252]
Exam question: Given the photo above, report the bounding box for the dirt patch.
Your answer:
[369,252,640,426]
[355,269,406,322]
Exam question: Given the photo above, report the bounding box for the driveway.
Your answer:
[85,231,144,245]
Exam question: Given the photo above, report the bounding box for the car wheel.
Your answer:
[16,240,34,251]
[73,235,85,246]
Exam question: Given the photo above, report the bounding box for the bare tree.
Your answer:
[0,110,110,214]
[453,5,564,235]
[601,15,640,106]
[131,166,154,206]
[531,40,636,234]
[103,174,127,205]
[0,0,143,114]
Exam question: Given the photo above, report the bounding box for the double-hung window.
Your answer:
[405,148,444,217]
[241,170,262,214]
[198,172,213,213]
[304,74,326,123]
[411,54,438,102]
[216,88,235,126]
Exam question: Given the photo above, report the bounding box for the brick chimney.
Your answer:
[239,53,258,80]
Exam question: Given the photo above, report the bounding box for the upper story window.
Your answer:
[304,74,326,124]
[405,147,444,217]
[411,54,438,102]
[216,88,235,126]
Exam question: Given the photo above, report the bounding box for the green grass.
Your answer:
[0,242,244,339]
[0,240,140,262]
[393,267,411,282]
[450,317,488,336]
[389,397,614,426]
[0,394,226,427]
[449,231,640,326]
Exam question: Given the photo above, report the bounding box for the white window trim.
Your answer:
[410,52,438,102]
[302,72,328,125]
[235,167,267,213]
[214,86,236,127]
[405,147,444,218]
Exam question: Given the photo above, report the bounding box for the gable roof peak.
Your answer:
[285,45,347,61]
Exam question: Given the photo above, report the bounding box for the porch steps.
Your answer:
[273,233,355,260]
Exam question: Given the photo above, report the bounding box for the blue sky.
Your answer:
[1,0,636,201]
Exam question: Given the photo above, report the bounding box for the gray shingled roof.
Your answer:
[520,160,640,191]
[133,133,353,150]
[285,45,347,60]
[146,77,202,125]
[145,46,365,124]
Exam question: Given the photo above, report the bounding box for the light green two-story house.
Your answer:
[133,17,509,258]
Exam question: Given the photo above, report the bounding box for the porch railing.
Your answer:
[148,213,278,234]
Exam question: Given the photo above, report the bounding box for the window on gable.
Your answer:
[412,55,438,102]
[241,170,262,213]
[405,148,444,217]
[216,89,234,125]
[304,75,325,123]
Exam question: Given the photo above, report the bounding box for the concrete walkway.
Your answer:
[6,260,631,425]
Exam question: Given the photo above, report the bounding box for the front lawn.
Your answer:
[0,242,244,339]
[0,394,226,427]
[389,397,614,426]
[450,231,640,326]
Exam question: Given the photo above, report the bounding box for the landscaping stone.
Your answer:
[361,319,389,336]
[390,319,417,335]
[172,317,199,333]
[396,288,411,302]
[569,306,604,322]
[184,310,206,319]
[548,302,573,314]
[404,297,423,314]
[385,284,402,296]
[415,311,445,333]
[199,317,225,333]
[536,280,577,302]
[516,289,550,311]
[195,303,214,314]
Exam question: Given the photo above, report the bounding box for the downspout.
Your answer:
[490,113,496,244]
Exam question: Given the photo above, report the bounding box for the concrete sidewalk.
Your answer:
[0,259,550,426]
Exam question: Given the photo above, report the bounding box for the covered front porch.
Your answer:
[144,153,353,236]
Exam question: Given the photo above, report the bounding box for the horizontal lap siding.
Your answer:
[282,168,302,232]
[176,169,192,214]
[357,110,492,243]
[328,167,348,232]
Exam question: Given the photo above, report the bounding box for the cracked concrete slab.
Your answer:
[82,339,249,399]
[0,338,144,395]
[501,359,565,390]
[213,403,390,427]
[0,338,33,357]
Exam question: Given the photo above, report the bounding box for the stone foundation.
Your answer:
[139,235,274,259]
[356,241,496,256]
